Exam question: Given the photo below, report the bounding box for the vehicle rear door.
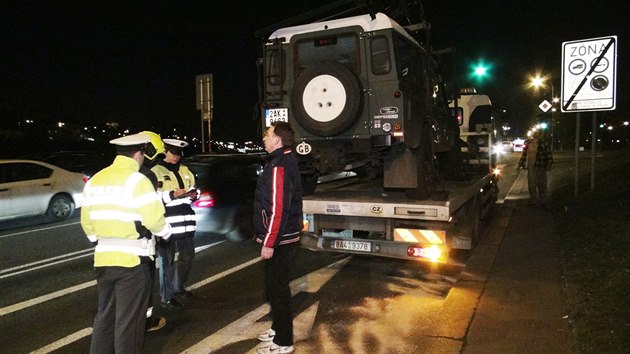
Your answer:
[4,162,54,218]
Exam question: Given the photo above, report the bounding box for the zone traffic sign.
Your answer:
[561,36,617,112]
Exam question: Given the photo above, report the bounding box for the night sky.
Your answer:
[1,1,628,142]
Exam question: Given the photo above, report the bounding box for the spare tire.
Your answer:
[291,61,362,136]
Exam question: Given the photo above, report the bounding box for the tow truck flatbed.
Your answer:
[300,171,499,262]
[303,172,496,222]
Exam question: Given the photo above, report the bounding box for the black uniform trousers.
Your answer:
[158,237,195,302]
[90,264,151,354]
[264,242,297,346]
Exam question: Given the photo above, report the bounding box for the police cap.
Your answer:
[163,138,189,156]
[110,133,151,153]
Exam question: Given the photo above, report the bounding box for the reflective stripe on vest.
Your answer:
[170,225,197,234]
[96,237,156,257]
[165,214,197,224]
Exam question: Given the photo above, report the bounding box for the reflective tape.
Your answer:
[96,237,156,257]
[165,214,197,223]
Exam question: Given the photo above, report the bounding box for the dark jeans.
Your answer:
[264,243,297,346]
[90,265,150,354]
[158,237,195,302]
[527,168,549,204]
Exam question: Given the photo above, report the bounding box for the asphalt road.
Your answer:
[0,153,520,353]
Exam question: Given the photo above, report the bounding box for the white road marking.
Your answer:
[25,252,260,353]
[0,280,96,317]
[247,302,320,354]
[0,241,224,316]
[0,249,93,280]
[181,256,351,354]
[28,328,93,354]
[0,221,81,239]
[187,256,262,291]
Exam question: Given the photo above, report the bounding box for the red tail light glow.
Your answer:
[407,245,443,263]
[193,191,215,208]
[82,175,90,183]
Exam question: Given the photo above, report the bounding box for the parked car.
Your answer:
[22,150,115,178]
[0,160,86,222]
[186,153,264,241]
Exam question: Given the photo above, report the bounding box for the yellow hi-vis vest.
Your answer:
[151,163,196,204]
[81,155,170,268]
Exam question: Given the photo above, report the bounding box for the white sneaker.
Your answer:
[256,343,295,354]
[257,329,276,342]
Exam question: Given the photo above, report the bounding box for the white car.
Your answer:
[0,159,86,221]
[512,138,526,152]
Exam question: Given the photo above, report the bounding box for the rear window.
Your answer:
[0,162,52,183]
[370,36,391,75]
[295,32,360,76]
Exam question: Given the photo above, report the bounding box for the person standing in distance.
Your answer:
[254,122,303,354]
[81,133,171,354]
[518,129,553,205]
[151,138,198,310]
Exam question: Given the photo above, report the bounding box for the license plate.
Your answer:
[330,240,371,252]
[265,108,288,127]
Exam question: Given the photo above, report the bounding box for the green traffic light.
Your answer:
[474,65,487,77]
[469,60,493,83]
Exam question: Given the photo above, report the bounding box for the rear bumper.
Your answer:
[299,232,455,264]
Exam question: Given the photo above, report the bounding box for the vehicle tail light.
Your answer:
[193,191,215,208]
[82,175,90,183]
[407,245,443,263]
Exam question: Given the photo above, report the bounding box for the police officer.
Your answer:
[139,131,167,332]
[81,133,171,354]
[152,138,198,309]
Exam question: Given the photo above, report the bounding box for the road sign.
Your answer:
[196,74,214,118]
[561,36,617,112]
[539,100,551,112]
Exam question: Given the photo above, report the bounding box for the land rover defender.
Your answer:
[258,12,460,199]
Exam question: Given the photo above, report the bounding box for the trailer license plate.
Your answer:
[331,240,371,252]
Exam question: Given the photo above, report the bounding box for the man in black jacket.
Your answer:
[254,122,302,354]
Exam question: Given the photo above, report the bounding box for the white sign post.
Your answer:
[561,36,617,112]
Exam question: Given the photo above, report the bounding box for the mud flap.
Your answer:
[383,148,416,188]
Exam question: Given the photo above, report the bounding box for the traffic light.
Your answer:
[468,60,493,83]
[474,65,487,77]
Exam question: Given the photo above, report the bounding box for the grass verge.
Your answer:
[550,146,630,352]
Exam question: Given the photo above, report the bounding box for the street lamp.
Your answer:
[528,74,558,151]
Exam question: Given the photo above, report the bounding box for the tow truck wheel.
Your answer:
[291,61,362,136]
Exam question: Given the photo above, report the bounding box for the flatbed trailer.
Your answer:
[300,169,498,264]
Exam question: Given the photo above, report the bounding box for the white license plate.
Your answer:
[330,240,371,252]
[265,108,288,127]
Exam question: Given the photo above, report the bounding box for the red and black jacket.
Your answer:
[253,147,303,248]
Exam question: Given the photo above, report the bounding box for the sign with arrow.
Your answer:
[561,36,617,112]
